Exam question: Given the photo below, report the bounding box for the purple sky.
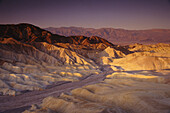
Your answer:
[0,0,170,30]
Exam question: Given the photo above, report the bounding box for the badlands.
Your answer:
[0,24,170,113]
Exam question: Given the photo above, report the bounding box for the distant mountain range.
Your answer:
[45,27,170,45]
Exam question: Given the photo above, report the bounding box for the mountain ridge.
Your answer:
[0,23,115,48]
[45,27,170,45]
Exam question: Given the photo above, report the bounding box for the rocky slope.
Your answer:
[45,27,170,44]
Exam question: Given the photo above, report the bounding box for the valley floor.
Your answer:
[0,71,106,113]
[24,70,170,113]
[1,69,170,113]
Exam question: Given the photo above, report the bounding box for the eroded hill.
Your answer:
[0,24,170,113]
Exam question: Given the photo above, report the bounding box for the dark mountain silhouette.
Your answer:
[45,27,170,44]
[0,23,114,46]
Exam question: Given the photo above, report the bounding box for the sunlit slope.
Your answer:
[90,43,170,71]
[0,38,101,95]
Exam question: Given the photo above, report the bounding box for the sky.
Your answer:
[0,0,170,30]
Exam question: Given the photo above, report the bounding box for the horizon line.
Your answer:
[1,23,170,31]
